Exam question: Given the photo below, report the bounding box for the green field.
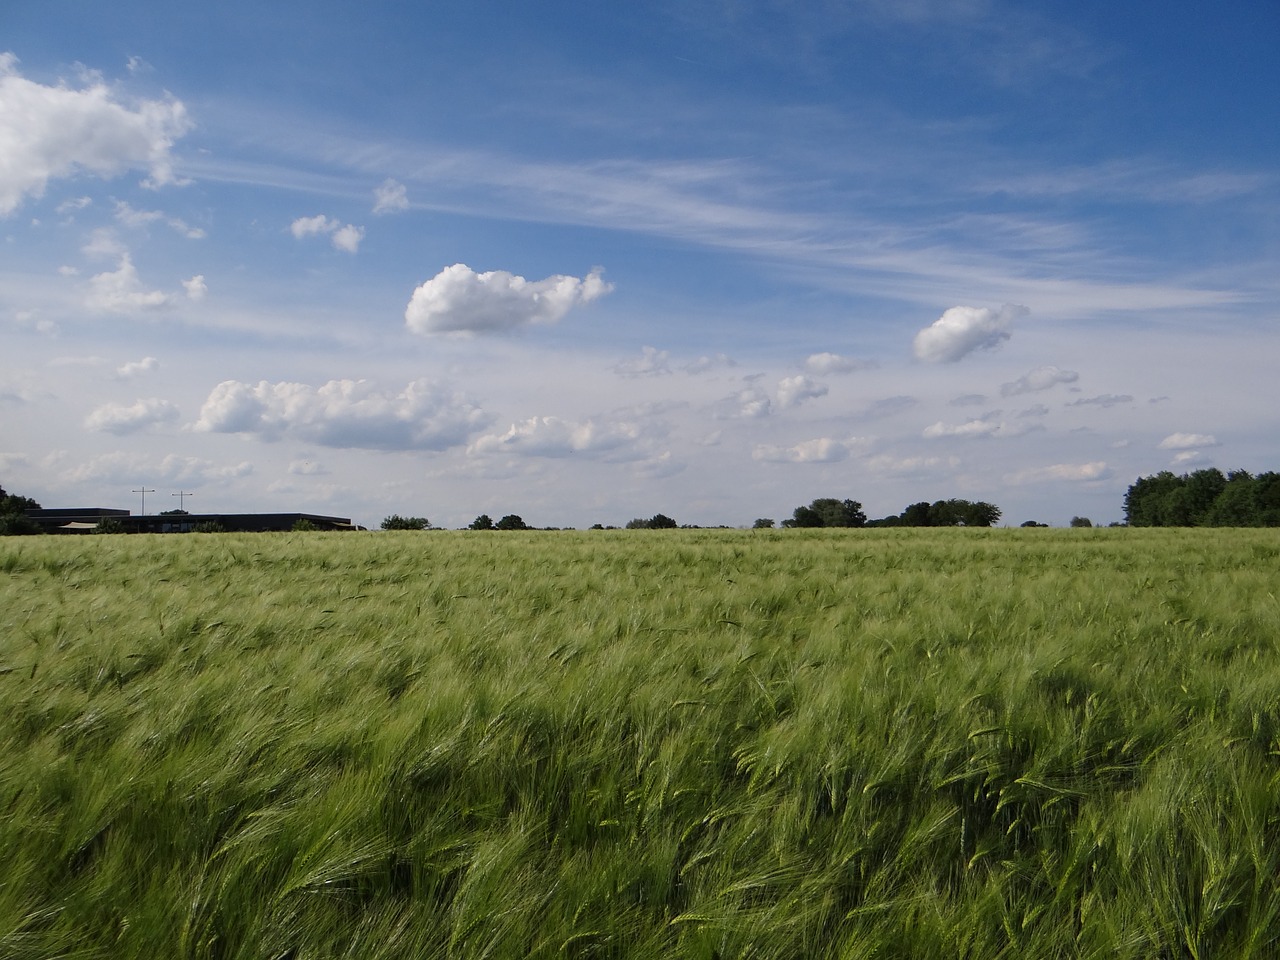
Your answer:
[4,528,1280,959]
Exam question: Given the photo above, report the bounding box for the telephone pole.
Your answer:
[132,486,156,515]
[172,490,194,511]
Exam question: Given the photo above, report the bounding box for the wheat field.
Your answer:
[3,527,1280,958]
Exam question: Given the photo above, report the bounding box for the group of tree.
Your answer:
[1124,469,1280,526]
[468,514,531,531]
[624,514,678,529]
[758,497,1002,529]
[381,515,432,530]
[0,484,41,536]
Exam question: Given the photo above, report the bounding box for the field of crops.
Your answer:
[3,528,1280,959]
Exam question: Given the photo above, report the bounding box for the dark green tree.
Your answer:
[469,514,494,530]
[381,514,430,530]
[752,518,775,529]
[1,485,43,535]
[1069,516,1093,528]
[495,514,529,530]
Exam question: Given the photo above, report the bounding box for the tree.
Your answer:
[291,518,318,532]
[382,514,430,530]
[1,484,42,535]
[495,514,529,530]
[93,517,126,534]
[1069,516,1092,528]
[469,514,494,530]
[753,518,775,529]
[160,509,189,516]
[1021,520,1048,527]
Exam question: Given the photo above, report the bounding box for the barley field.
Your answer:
[3,528,1280,959]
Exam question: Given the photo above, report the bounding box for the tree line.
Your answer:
[1124,469,1280,527]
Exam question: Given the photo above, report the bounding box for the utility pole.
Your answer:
[132,486,156,515]
[172,490,194,511]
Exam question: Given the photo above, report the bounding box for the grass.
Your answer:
[2,527,1280,958]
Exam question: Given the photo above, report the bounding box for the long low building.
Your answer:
[25,508,362,533]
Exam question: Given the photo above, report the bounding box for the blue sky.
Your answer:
[2,1,1277,527]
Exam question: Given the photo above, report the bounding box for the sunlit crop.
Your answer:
[3,528,1280,958]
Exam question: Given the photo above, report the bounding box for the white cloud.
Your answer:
[86,255,172,312]
[1017,403,1050,418]
[913,303,1026,363]
[116,356,159,378]
[404,263,613,336]
[183,275,207,300]
[289,214,363,252]
[114,200,204,238]
[290,214,337,238]
[84,397,180,434]
[0,53,191,216]
[1171,450,1211,467]
[192,378,488,451]
[776,375,828,409]
[804,352,870,375]
[83,228,126,259]
[1158,432,1219,450]
[1005,461,1112,484]
[373,178,409,214]
[615,345,671,378]
[330,223,364,253]
[467,414,661,461]
[65,452,252,486]
[1000,365,1078,396]
[752,436,871,463]
[57,196,92,213]
[923,416,1036,439]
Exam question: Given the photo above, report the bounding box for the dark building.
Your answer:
[25,508,361,534]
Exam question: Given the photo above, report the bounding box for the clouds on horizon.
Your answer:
[192,378,489,451]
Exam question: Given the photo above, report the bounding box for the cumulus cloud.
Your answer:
[290,214,364,252]
[1000,365,1079,397]
[373,178,409,214]
[183,275,207,300]
[0,53,191,216]
[776,375,828,409]
[923,415,1037,439]
[65,452,252,486]
[192,378,487,451]
[805,352,871,375]
[1006,461,1112,484]
[1159,432,1219,450]
[1065,394,1134,409]
[84,397,180,434]
[405,263,613,336]
[615,346,671,378]
[467,414,662,462]
[86,255,172,312]
[116,356,159,378]
[330,223,364,253]
[913,303,1026,363]
[752,436,871,464]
